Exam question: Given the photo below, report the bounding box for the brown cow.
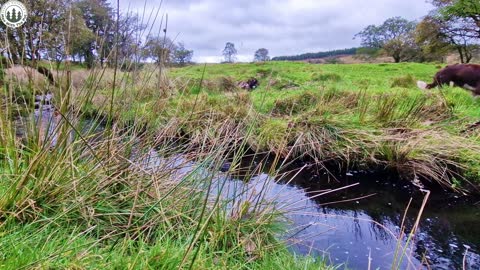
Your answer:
[417,64,480,95]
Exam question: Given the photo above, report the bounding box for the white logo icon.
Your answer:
[1,0,28,28]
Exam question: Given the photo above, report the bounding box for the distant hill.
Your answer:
[272,48,358,61]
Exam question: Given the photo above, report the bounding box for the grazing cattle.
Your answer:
[238,78,259,90]
[417,64,480,95]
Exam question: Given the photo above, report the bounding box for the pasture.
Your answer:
[3,61,480,269]
[98,61,480,191]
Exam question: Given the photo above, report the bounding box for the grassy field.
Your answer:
[8,61,480,191]
[3,60,480,269]
[86,61,480,192]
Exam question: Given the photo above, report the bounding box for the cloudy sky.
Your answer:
[119,0,434,63]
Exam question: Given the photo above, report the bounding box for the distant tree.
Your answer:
[46,35,67,70]
[415,17,453,62]
[355,17,419,62]
[69,5,97,64]
[115,13,145,65]
[76,0,115,67]
[172,42,193,66]
[253,48,270,62]
[0,0,69,63]
[143,36,177,65]
[222,42,237,63]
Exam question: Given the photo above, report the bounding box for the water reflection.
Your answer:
[142,151,480,270]
[271,168,480,270]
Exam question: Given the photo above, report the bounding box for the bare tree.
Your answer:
[222,42,237,63]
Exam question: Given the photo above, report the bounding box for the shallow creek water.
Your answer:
[271,170,480,270]
[26,96,480,270]
[139,150,480,270]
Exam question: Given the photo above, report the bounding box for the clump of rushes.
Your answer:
[272,91,319,115]
[391,74,416,88]
[216,76,239,92]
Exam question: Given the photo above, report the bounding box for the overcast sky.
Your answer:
[118,0,434,63]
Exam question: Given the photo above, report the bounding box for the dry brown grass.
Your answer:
[5,66,50,90]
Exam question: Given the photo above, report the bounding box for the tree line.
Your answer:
[0,0,194,69]
[220,43,357,63]
[0,0,477,67]
[271,48,358,61]
[355,0,480,63]
[255,0,479,64]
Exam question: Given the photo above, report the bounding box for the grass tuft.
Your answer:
[391,74,416,88]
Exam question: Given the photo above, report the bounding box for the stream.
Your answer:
[23,95,480,270]
[140,149,480,270]
[260,168,480,270]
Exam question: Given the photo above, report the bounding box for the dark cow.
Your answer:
[417,64,480,95]
[238,78,259,90]
[247,78,259,89]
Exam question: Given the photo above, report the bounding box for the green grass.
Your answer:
[0,220,332,269]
